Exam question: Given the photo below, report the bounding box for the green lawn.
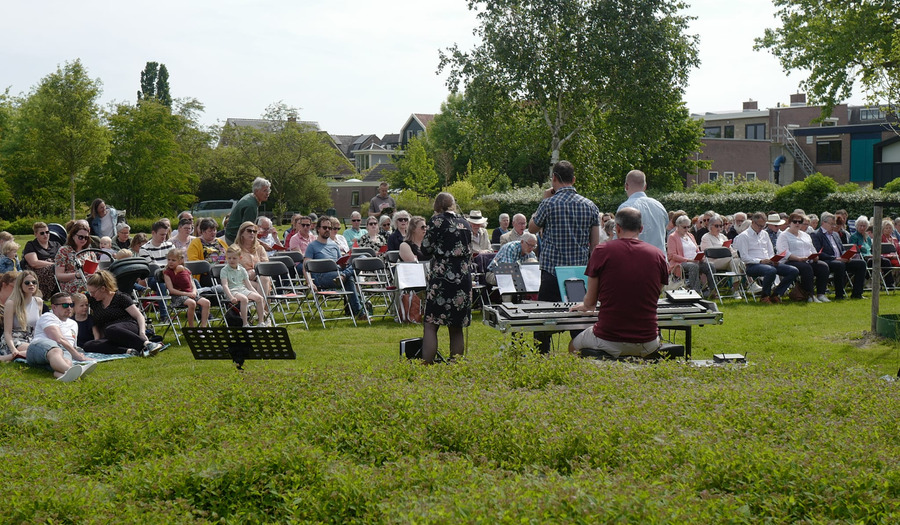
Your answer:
[2,282,900,522]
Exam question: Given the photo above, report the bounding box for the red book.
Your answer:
[806,248,822,260]
[378,245,388,254]
[770,251,787,263]
[693,252,705,261]
[840,245,858,261]
[336,254,351,267]
[723,240,732,248]
[271,243,286,251]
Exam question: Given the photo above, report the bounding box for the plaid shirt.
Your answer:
[488,240,537,272]
[531,186,600,275]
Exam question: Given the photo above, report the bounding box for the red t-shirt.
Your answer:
[164,268,194,294]
[586,237,668,343]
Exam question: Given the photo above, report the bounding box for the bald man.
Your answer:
[617,170,668,253]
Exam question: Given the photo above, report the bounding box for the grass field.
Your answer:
[2,292,900,523]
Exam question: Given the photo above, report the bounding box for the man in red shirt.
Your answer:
[568,207,669,358]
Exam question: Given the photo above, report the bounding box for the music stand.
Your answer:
[184,327,296,370]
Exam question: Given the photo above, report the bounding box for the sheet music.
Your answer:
[396,263,427,289]
[520,264,541,292]
[496,274,517,294]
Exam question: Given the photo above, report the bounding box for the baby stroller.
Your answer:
[107,257,167,342]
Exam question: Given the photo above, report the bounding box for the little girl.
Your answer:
[163,249,211,327]
[220,245,267,327]
[71,292,94,348]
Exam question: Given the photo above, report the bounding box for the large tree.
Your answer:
[217,102,350,217]
[439,0,699,172]
[138,61,172,107]
[388,136,440,197]
[82,99,194,217]
[4,59,109,219]
[756,0,900,121]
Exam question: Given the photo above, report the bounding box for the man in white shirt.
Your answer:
[139,220,175,319]
[26,292,95,382]
[733,211,799,303]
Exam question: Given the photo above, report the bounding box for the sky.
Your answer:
[0,0,865,137]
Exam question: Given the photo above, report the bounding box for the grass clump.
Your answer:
[1,296,900,522]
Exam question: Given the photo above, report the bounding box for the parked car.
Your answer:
[184,200,236,221]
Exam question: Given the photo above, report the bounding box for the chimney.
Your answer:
[743,100,758,112]
[790,93,807,107]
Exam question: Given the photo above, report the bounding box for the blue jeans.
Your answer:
[746,262,799,296]
[311,267,361,315]
[148,276,169,319]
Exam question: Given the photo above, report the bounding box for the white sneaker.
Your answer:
[749,283,763,294]
[57,366,82,382]
[817,294,830,303]
[808,296,821,303]
[79,361,97,377]
[143,340,162,357]
[258,320,270,327]
[732,291,743,299]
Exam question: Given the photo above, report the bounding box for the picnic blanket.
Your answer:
[12,344,171,366]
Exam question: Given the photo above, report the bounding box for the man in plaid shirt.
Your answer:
[529,160,600,353]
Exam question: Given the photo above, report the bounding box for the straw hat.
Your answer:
[467,210,488,225]
[766,213,785,226]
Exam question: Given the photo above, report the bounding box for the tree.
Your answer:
[439,0,699,172]
[389,136,440,197]
[138,61,172,107]
[217,102,350,217]
[755,0,900,121]
[5,59,109,219]
[82,99,194,217]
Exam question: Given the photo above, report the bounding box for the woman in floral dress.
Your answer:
[420,192,472,363]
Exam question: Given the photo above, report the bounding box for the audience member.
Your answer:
[812,212,867,299]
[163,249,210,328]
[88,198,121,239]
[850,216,895,288]
[328,217,350,255]
[368,181,396,217]
[343,211,365,245]
[220,245,267,327]
[71,292,93,349]
[235,221,270,296]
[399,216,429,262]
[55,220,95,295]
[85,271,162,356]
[0,240,21,273]
[23,222,62,298]
[467,211,492,254]
[225,177,271,244]
[255,216,280,257]
[358,216,387,253]
[667,215,716,298]
[734,212,799,303]
[776,213,831,302]
[699,213,743,297]
[170,218,195,255]
[492,213,510,244]
[1,270,42,361]
[304,216,365,320]
[26,292,94,382]
[499,214,527,245]
[618,169,667,253]
[287,215,315,254]
[387,210,411,252]
[765,212,783,247]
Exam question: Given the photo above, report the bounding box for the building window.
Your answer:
[708,171,719,182]
[724,125,734,138]
[746,172,757,181]
[724,171,734,183]
[816,140,842,163]
[746,123,766,140]
[821,118,838,127]
[860,108,885,120]
[351,191,360,207]
[406,130,416,141]
[703,126,722,138]
[356,155,370,171]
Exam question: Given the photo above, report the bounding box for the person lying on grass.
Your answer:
[25,292,96,382]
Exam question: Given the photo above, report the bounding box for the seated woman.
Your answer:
[22,221,62,298]
[170,218,195,256]
[880,219,900,269]
[113,222,132,250]
[55,220,96,295]
[358,216,387,253]
[84,270,162,356]
[776,213,831,302]
[399,216,430,262]
[850,216,895,288]
[699,213,743,298]
[387,210,411,251]
[667,215,716,298]
[235,221,270,297]
[1,271,42,362]
[328,217,350,255]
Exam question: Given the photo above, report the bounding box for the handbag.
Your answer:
[399,292,422,323]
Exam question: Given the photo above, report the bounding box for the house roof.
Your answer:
[363,163,397,182]
[399,113,436,135]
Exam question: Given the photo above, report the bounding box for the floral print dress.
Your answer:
[421,211,473,326]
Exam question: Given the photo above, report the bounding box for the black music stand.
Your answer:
[184,327,295,370]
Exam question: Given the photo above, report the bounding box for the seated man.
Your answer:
[467,211,493,254]
[25,292,95,382]
[500,214,528,245]
[288,215,315,254]
[569,207,669,358]
[486,232,538,285]
[812,211,868,299]
[303,216,365,320]
[733,211,799,303]
[256,216,281,257]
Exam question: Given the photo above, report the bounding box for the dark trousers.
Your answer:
[787,260,831,294]
[83,320,144,354]
[534,270,579,354]
[825,259,867,298]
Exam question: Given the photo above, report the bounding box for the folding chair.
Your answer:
[142,267,183,344]
[304,258,357,328]
[385,250,401,264]
[705,247,749,304]
[352,247,376,258]
[185,260,227,326]
[352,256,395,324]
[255,261,308,329]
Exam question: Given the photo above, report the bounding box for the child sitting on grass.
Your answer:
[220,245,267,327]
[71,292,94,348]
[163,249,211,328]
[0,240,21,273]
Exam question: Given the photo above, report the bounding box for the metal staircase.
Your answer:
[781,126,815,178]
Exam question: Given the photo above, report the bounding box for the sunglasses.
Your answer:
[38,231,50,236]
[710,223,722,227]
[367,222,378,226]
[23,280,38,285]
[300,223,311,227]
[54,302,75,308]
[352,219,361,222]
[397,218,409,222]
[791,220,803,224]
[245,229,258,234]
[323,227,340,231]
[76,234,90,241]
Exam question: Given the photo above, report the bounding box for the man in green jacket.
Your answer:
[224,177,271,244]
